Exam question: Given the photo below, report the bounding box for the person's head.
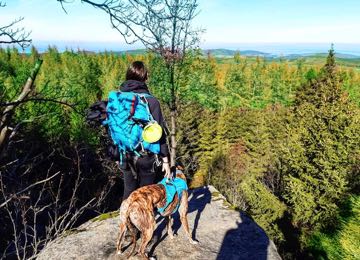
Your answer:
[126,61,148,82]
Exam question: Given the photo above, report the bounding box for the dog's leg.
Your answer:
[179,191,198,245]
[166,216,174,239]
[139,227,154,260]
[125,222,137,257]
[116,222,127,254]
[137,211,155,260]
[117,199,131,255]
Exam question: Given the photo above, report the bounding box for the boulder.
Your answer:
[37,185,281,260]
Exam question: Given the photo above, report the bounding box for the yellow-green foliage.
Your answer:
[204,50,360,257]
[241,177,286,242]
[223,57,303,108]
[282,49,360,232]
[209,107,289,243]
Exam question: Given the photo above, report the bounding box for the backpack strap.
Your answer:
[129,94,138,119]
[138,93,155,122]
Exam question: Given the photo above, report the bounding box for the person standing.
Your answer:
[119,61,171,199]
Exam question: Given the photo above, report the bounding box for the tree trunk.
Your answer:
[169,63,177,167]
[0,59,43,156]
[170,108,176,167]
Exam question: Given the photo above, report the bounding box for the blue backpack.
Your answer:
[102,91,160,160]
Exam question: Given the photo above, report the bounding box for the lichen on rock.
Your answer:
[91,211,119,222]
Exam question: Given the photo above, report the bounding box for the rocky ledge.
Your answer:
[37,185,281,260]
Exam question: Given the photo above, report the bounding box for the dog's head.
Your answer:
[175,165,186,181]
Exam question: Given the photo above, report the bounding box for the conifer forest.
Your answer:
[0,46,359,259]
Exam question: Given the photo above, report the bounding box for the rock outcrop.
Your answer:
[38,186,281,260]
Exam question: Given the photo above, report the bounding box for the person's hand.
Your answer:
[162,159,171,179]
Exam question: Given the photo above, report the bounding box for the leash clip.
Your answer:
[165,173,175,183]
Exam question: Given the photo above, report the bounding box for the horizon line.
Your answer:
[27,40,360,45]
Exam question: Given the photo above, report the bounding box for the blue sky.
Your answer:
[1,0,360,51]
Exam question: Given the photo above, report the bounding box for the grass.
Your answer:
[307,195,360,260]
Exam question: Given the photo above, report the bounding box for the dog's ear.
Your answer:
[176,165,184,171]
[175,161,185,171]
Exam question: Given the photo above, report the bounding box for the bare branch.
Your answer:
[0,60,43,156]
[0,97,82,114]
[0,171,61,209]
[0,143,114,259]
[57,0,202,58]
[0,3,32,49]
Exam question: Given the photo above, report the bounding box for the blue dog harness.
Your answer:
[157,176,188,215]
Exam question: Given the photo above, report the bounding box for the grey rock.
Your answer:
[38,186,281,260]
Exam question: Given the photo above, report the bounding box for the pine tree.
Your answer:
[182,53,220,109]
[176,102,202,174]
[209,108,288,242]
[282,47,360,235]
[224,57,251,108]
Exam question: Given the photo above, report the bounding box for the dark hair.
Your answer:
[126,61,148,82]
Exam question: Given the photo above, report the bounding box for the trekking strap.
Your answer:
[139,94,154,122]
[129,95,137,119]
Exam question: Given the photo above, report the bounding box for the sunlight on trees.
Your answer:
[58,0,203,166]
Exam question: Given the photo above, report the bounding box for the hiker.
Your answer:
[86,61,170,199]
[116,61,170,199]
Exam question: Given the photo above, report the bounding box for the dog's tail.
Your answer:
[116,198,131,254]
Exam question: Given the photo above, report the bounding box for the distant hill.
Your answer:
[282,52,360,60]
[99,48,360,60]
[111,48,273,57]
[204,49,360,59]
[203,49,271,57]
[107,49,147,55]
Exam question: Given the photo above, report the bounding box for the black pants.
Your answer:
[120,153,158,200]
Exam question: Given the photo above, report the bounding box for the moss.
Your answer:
[224,201,236,209]
[190,171,206,188]
[62,228,87,237]
[211,191,221,198]
[91,211,119,222]
[211,190,234,209]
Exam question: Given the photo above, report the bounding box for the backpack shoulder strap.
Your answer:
[138,93,153,98]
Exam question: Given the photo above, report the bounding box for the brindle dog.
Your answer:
[116,170,198,259]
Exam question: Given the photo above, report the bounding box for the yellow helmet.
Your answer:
[142,122,163,143]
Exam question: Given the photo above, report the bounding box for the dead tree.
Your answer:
[58,0,202,166]
[0,60,43,157]
[0,60,81,159]
[0,1,32,49]
[0,145,112,260]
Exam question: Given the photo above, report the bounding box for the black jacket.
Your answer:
[120,80,169,158]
